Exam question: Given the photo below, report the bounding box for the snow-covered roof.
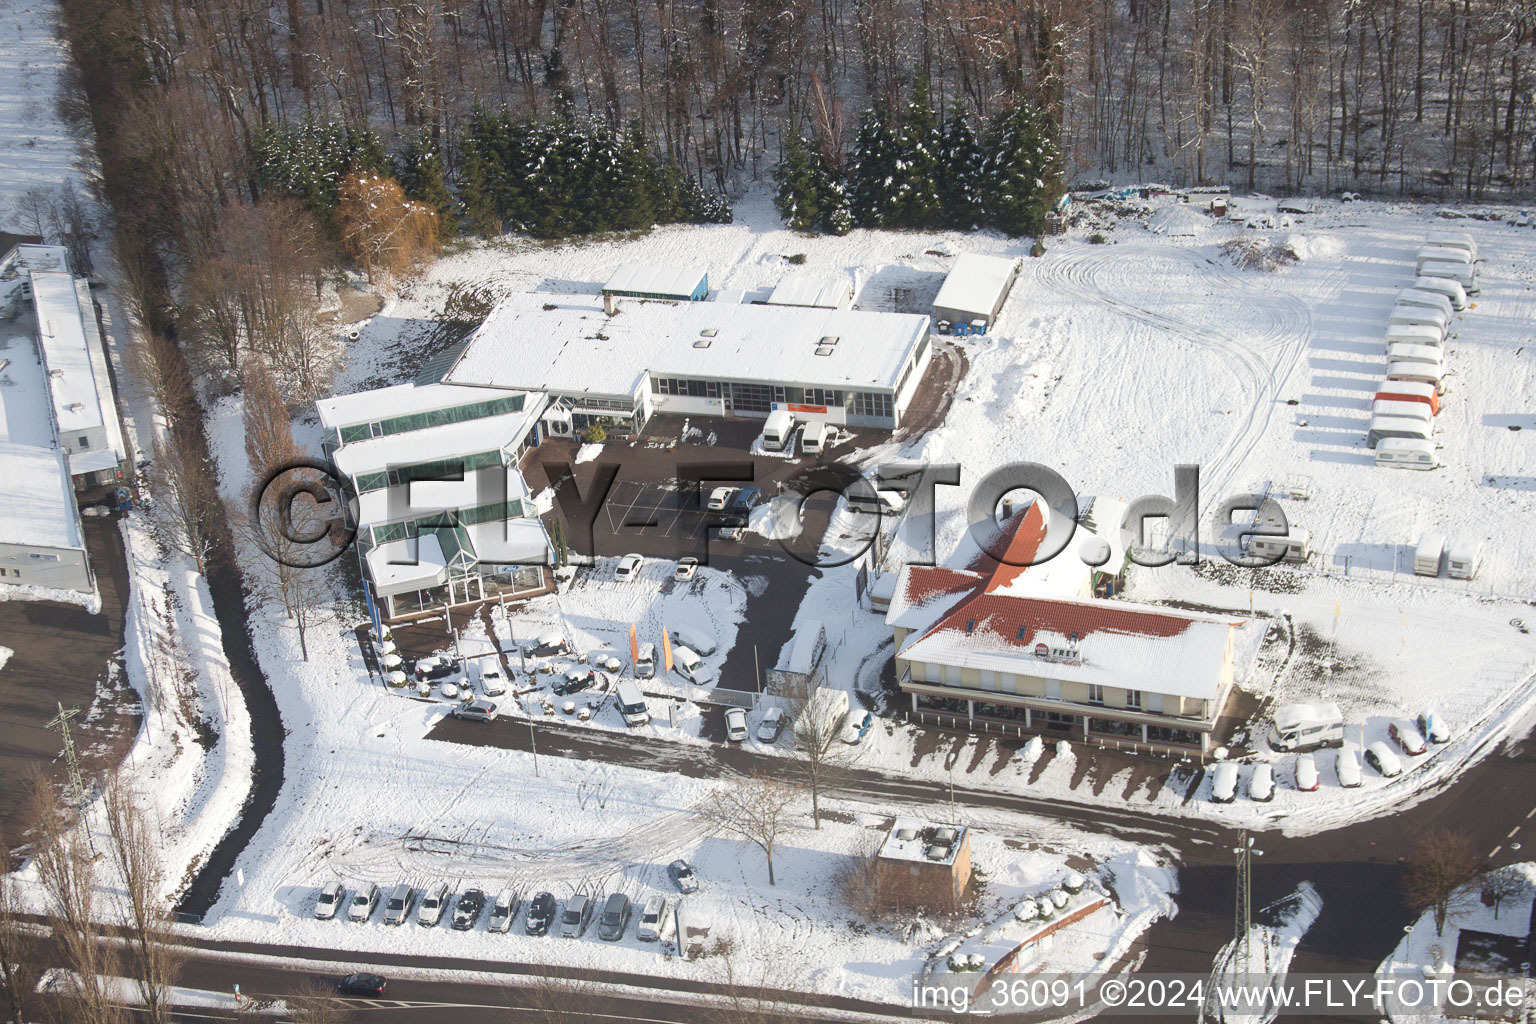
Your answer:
[463,517,552,567]
[332,404,545,478]
[932,253,1020,319]
[72,278,126,470]
[1,244,68,275]
[31,271,106,437]
[603,263,708,299]
[315,382,534,431]
[766,270,854,309]
[357,463,530,528]
[0,441,81,550]
[878,819,967,865]
[445,293,931,397]
[366,533,447,595]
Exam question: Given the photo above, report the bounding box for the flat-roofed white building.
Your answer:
[317,381,554,618]
[602,263,709,302]
[932,253,1021,333]
[32,271,127,486]
[765,270,855,310]
[0,441,91,592]
[443,292,933,432]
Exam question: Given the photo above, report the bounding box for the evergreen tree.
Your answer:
[774,133,828,231]
[608,123,657,231]
[937,114,985,229]
[845,107,904,229]
[397,134,459,237]
[890,77,943,229]
[456,108,502,236]
[980,100,1064,237]
[252,119,386,224]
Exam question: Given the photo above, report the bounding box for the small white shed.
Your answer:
[1414,533,1446,576]
[933,253,1021,334]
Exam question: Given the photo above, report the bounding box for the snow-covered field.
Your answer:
[0,0,88,230]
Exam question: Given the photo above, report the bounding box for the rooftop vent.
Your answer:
[700,328,719,338]
[814,346,835,357]
[895,828,918,842]
[924,844,950,861]
[693,339,713,349]
[933,827,959,845]
[49,368,64,378]
[819,335,840,345]
[67,402,85,412]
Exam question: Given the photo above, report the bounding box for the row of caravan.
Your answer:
[1370,232,1479,468]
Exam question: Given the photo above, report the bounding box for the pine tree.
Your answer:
[774,133,828,231]
[937,114,985,229]
[846,107,904,229]
[456,109,502,236]
[890,77,943,229]
[981,100,1064,237]
[397,134,459,237]
[609,122,657,231]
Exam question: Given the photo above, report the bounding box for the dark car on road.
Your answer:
[525,891,556,935]
[452,889,487,930]
[337,973,387,997]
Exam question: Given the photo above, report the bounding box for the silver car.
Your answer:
[382,884,414,925]
[559,893,595,938]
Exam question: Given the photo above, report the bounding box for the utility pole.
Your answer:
[47,702,96,856]
[529,718,540,777]
[1233,831,1261,973]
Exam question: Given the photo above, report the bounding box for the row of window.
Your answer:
[368,499,527,547]
[354,450,506,494]
[337,393,526,445]
[1086,684,1143,709]
[848,391,894,420]
[920,662,1162,714]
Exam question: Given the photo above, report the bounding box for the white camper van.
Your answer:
[1384,324,1446,350]
[1370,399,1433,424]
[1247,527,1312,563]
[761,409,796,451]
[1387,304,1449,337]
[1387,360,1446,393]
[615,679,650,726]
[1413,276,1467,310]
[1424,230,1477,262]
[1395,288,1454,319]
[1375,437,1437,470]
[1386,342,1444,369]
[1406,276,1468,308]
[1269,702,1346,752]
[1446,538,1483,580]
[1418,258,1478,293]
[1414,533,1446,576]
[1368,415,1432,447]
[799,420,830,455]
[1416,245,1473,272]
[1375,380,1439,413]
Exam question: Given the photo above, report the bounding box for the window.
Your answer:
[1016,625,1028,640]
[1087,684,1105,705]
[964,619,976,634]
[849,391,894,421]
[78,435,90,448]
[1126,689,1143,710]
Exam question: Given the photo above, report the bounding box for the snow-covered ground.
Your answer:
[0,0,89,230]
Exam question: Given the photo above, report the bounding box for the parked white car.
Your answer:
[1336,746,1364,788]
[636,896,670,941]
[1210,762,1239,803]
[314,881,345,920]
[347,882,379,922]
[1365,741,1403,778]
[615,553,644,582]
[707,487,736,511]
[479,662,507,696]
[674,556,698,581]
[724,707,748,742]
[671,645,713,685]
[1295,753,1320,792]
[417,883,450,926]
[1247,763,1275,802]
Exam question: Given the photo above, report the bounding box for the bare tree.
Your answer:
[1480,865,1528,920]
[124,329,195,429]
[512,963,601,1022]
[101,772,183,1023]
[9,189,50,237]
[284,978,352,1023]
[1402,829,1481,936]
[48,180,95,279]
[702,929,803,1024]
[784,684,860,829]
[698,772,799,885]
[28,772,129,1024]
[0,829,39,1024]
[148,434,220,573]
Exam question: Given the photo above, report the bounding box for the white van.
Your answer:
[1269,702,1345,751]
[615,679,650,726]
[1424,230,1476,262]
[667,625,717,657]
[1375,437,1437,470]
[1386,342,1444,369]
[1413,275,1467,310]
[1414,533,1446,576]
[1384,323,1445,350]
[1416,245,1472,272]
[1395,288,1454,319]
[1446,537,1483,580]
[799,420,830,455]
[1387,304,1448,337]
[671,645,713,685]
[1247,527,1312,563]
[761,409,796,451]
[633,642,655,679]
[1370,398,1432,423]
[1387,360,1446,393]
[1368,415,1432,447]
[1418,258,1478,293]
